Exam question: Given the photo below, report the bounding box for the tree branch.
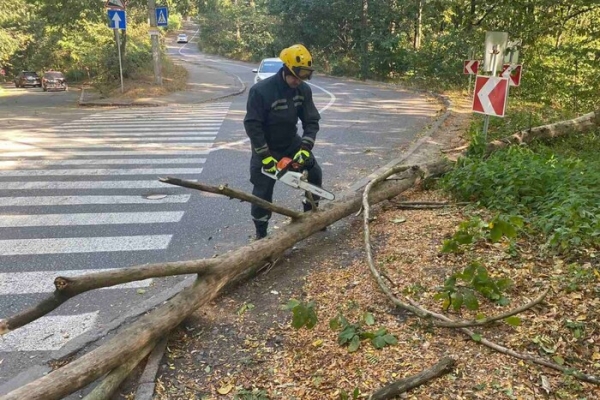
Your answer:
[368,356,455,399]
[160,176,303,219]
[1,258,218,335]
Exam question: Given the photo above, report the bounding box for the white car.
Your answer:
[177,34,188,44]
[252,57,284,84]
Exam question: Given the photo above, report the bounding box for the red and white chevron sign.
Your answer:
[472,76,509,117]
[501,63,522,86]
[463,60,479,75]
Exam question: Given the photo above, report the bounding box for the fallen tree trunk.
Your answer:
[82,340,156,400]
[1,161,451,400]
[486,109,600,154]
[368,356,455,400]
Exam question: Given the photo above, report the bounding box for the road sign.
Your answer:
[463,60,479,75]
[472,76,509,117]
[106,0,125,9]
[108,9,126,30]
[501,64,522,87]
[484,31,508,73]
[156,7,168,27]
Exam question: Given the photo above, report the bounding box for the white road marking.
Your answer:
[0,180,194,190]
[0,150,211,157]
[0,313,98,351]
[0,235,173,255]
[0,159,206,168]
[0,167,203,176]
[0,195,191,206]
[0,269,152,295]
[0,211,184,227]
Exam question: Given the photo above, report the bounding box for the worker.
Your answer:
[244,44,323,240]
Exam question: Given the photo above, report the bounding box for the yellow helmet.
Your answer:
[279,44,314,80]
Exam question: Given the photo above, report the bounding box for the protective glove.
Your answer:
[261,155,278,174]
[293,147,312,166]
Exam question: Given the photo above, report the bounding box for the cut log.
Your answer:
[369,356,455,399]
[2,162,452,400]
[486,109,600,154]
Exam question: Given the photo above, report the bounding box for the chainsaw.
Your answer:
[261,157,335,201]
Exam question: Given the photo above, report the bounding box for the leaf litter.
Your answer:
[153,98,599,400]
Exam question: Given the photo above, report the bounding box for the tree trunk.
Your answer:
[414,0,423,49]
[1,163,450,400]
[486,109,600,154]
[361,0,369,79]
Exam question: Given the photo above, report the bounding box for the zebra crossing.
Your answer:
[0,102,230,352]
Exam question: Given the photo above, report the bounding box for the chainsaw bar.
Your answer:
[261,169,335,201]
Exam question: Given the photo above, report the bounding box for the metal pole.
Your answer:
[148,0,162,85]
[467,49,474,96]
[482,45,499,142]
[115,29,124,93]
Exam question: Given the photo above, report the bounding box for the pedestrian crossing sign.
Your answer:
[156,6,168,27]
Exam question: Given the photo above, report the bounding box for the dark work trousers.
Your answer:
[249,152,323,223]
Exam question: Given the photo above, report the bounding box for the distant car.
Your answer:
[14,71,41,88]
[252,57,284,84]
[177,34,188,43]
[42,71,68,92]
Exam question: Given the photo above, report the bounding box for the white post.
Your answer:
[115,28,124,93]
[482,45,500,142]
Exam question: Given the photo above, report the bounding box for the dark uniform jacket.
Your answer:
[244,68,321,159]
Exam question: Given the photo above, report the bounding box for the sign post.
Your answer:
[108,9,127,93]
[148,0,162,85]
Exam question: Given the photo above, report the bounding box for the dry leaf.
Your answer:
[217,384,233,395]
[540,375,551,394]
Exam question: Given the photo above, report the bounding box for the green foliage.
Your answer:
[283,299,318,330]
[329,313,398,353]
[434,262,513,312]
[441,215,522,253]
[234,388,269,400]
[339,387,360,400]
[442,135,600,254]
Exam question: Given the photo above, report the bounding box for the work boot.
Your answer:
[254,220,268,240]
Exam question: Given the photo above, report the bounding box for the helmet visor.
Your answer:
[292,66,314,80]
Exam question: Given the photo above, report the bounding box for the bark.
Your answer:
[2,162,447,400]
[486,109,600,154]
[369,357,455,399]
[82,341,156,400]
[0,258,218,335]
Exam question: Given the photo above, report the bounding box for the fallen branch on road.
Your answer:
[0,258,219,335]
[3,162,454,400]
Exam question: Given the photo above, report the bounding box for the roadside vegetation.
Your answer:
[0,0,193,95]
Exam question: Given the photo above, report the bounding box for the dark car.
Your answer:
[14,71,41,88]
[42,71,68,92]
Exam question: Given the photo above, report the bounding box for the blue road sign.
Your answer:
[108,9,126,30]
[156,7,169,27]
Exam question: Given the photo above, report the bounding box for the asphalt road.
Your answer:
[0,27,440,391]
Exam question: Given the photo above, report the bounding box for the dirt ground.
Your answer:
[144,95,599,400]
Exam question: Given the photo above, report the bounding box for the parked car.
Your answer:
[14,71,41,88]
[252,57,284,84]
[42,71,68,92]
[177,34,188,43]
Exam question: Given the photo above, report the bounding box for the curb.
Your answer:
[134,338,168,400]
